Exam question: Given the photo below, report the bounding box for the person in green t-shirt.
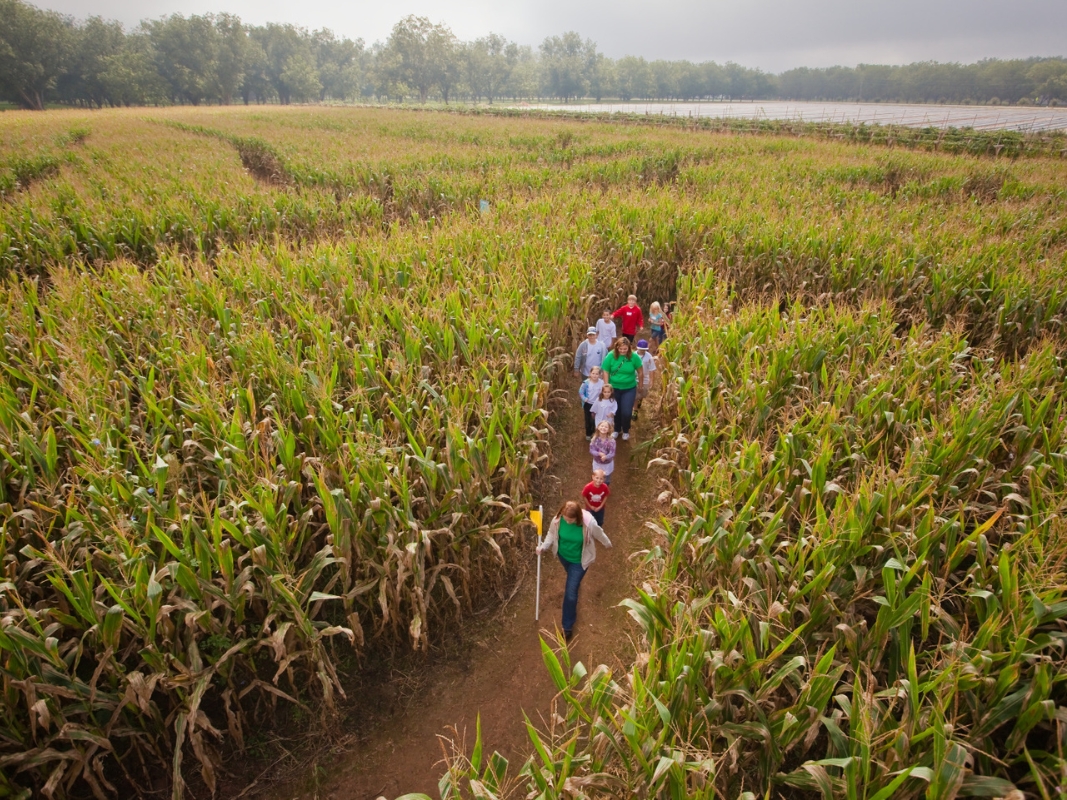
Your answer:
[599,338,644,440]
[535,500,612,641]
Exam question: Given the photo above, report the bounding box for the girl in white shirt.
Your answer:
[589,384,617,430]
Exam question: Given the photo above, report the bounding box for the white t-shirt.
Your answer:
[640,352,657,385]
[590,397,618,427]
[576,339,607,375]
[596,319,617,347]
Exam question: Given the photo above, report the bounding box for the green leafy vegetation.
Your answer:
[0,153,61,196]
[0,105,1066,799]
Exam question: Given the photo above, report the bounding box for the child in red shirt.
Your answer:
[612,295,644,343]
[582,469,611,526]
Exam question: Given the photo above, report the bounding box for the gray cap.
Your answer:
[587,326,598,334]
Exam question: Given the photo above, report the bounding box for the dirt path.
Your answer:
[265,372,660,800]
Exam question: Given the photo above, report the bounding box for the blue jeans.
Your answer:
[615,386,637,435]
[558,555,587,634]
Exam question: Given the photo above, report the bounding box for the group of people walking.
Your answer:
[537,296,670,641]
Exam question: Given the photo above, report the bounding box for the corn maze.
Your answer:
[1,106,1066,799]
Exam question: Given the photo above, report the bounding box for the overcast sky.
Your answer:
[37,0,1067,72]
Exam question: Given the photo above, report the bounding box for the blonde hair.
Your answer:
[595,421,614,438]
[588,366,601,379]
[650,301,662,314]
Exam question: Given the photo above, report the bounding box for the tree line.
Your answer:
[780,60,1067,107]
[1,0,1065,111]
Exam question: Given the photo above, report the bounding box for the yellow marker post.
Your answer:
[530,506,543,621]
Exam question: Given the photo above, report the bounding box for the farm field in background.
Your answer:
[516,99,1067,132]
[1,105,1067,799]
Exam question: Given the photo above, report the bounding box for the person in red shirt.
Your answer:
[582,469,611,526]
[612,295,644,343]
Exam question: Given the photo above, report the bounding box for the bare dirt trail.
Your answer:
[264,371,662,800]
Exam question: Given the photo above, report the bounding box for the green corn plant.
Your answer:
[2,105,1067,799]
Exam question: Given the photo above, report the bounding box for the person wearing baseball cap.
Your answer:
[574,326,607,378]
[576,327,609,439]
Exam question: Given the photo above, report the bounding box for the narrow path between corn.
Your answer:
[267,374,660,800]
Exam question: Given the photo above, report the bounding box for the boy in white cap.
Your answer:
[634,339,657,421]
[574,327,608,378]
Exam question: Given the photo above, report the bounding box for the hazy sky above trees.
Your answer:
[36,0,1066,72]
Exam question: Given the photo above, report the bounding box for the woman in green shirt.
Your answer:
[536,501,613,641]
[600,338,644,440]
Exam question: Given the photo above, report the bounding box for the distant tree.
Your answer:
[820,65,858,99]
[649,60,677,99]
[213,14,247,105]
[0,0,74,109]
[314,29,364,101]
[748,68,775,99]
[280,50,321,102]
[724,61,761,99]
[146,14,219,105]
[427,22,460,103]
[855,63,894,101]
[615,55,650,101]
[675,60,703,100]
[4,2,1066,112]
[240,35,272,103]
[466,33,516,104]
[899,62,940,102]
[463,40,486,102]
[503,45,538,100]
[57,16,125,107]
[586,50,607,101]
[98,31,165,106]
[252,23,320,104]
[596,56,617,102]
[370,39,402,100]
[697,61,724,98]
[383,16,436,102]
[976,58,1032,104]
[353,41,376,99]
[779,66,810,99]
[1027,59,1067,104]
[540,32,595,101]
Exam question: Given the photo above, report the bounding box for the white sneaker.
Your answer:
[611,432,618,439]
[622,433,630,440]
[586,435,592,441]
